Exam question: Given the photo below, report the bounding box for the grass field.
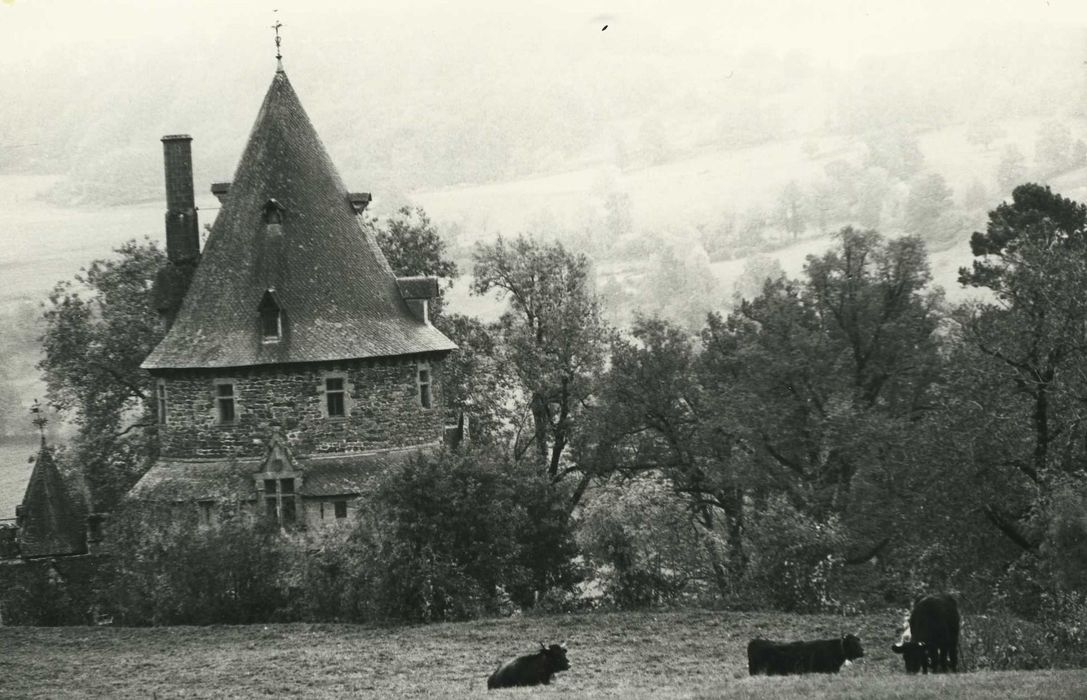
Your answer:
[1,610,1084,698]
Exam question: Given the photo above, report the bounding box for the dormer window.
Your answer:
[263,198,286,224]
[259,290,282,342]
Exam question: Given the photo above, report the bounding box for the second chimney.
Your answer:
[162,135,200,264]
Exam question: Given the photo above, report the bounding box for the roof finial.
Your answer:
[272,11,284,73]
[30,399,48,448]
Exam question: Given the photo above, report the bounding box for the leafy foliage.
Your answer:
[472,236,612,480]
[38,239,166,510]
[371,206,459,316]
[101,504,286,625]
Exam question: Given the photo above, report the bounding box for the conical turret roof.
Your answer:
[143,69,455,370]
[18,445,86,558]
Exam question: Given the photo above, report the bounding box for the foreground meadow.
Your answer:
[1,610,1085,698]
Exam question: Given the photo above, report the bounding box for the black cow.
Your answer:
[747,634,864,676]
[487,642,570,690]
[892,593,960,674]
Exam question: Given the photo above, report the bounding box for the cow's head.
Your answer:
[842,634,864,660]
[538,641,570,672]
[892,641,928,673]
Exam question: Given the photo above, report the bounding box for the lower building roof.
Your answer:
[128,444,436,502]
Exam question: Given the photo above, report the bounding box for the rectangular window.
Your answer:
[216,383,235,424]
[264,478,299,527]
[198,500,214,526]
[325,377,345,417]
[334,500,348,519]
[418,364,432,409]
[156,380,168,425]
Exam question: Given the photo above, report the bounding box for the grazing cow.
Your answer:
[747,634,864,676]
[892,593,960,674]
[487,642,570,690]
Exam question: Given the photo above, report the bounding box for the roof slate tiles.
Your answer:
[142,70,455,370]
[128,445,432,502]
[18,446,87,558]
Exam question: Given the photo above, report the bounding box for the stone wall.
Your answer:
[155,355,446,458]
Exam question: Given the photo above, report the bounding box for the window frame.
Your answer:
[417,361,432,409]
[258,290,283,344]
[318,371,352,420]
[263,477,298,527]
[325,377,346,418]
[214,379,237,425]
[156,379,168,425]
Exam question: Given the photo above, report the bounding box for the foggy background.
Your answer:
[2,0,1087,509]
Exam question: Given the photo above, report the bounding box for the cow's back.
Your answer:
[487,653,551,689]
[910,594,960,642]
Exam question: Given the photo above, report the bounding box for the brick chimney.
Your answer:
[162,135,200,264]
[155,135,201,330]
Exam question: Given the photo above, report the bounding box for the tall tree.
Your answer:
[471,236,611,484]
[591,317,747,593]
[712,229,943,515]
[39,239,166,510]
[958,184,1087,550]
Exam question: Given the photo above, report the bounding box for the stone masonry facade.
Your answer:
[155,355,445,458]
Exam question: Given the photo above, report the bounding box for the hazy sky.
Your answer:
[3,0,1086,70]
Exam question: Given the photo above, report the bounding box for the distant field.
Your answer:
[1,610,1084,698]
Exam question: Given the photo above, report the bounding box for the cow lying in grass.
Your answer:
[487,642,570,690]
[748,634,864,676]
[892,593,960,673]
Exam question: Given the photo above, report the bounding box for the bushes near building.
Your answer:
[69,448,580,626]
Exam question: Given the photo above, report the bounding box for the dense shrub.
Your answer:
[964,600,1087,671]
[100,504,286,625]
[358,449,580,620]
[743,496,845,613]
[578,475,710,609]
[0,557,100,626]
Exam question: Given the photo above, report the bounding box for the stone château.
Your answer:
[128,61,457,528]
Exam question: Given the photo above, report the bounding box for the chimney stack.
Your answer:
[162,135,200,264]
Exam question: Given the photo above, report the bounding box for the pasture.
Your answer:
[2,610,1084,698]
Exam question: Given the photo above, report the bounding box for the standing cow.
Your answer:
[748,634,864,675]
[487,642,570,689]
[892,593,960,673]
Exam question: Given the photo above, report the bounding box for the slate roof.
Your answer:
[17,446,86,558]
[128,444,435,502]
[142,68,455,370]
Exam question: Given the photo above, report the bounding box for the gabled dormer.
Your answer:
[254,432,301,526]
[258,289,283,343]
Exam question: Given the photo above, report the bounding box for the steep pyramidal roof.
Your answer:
[18,446,86,558]
[143,69,455,370]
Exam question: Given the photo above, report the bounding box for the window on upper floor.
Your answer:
[216,382,236,424]
[417,362,432,409]
[325,377,346,418]
[198,500,215,527]
[156,379,168,425]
